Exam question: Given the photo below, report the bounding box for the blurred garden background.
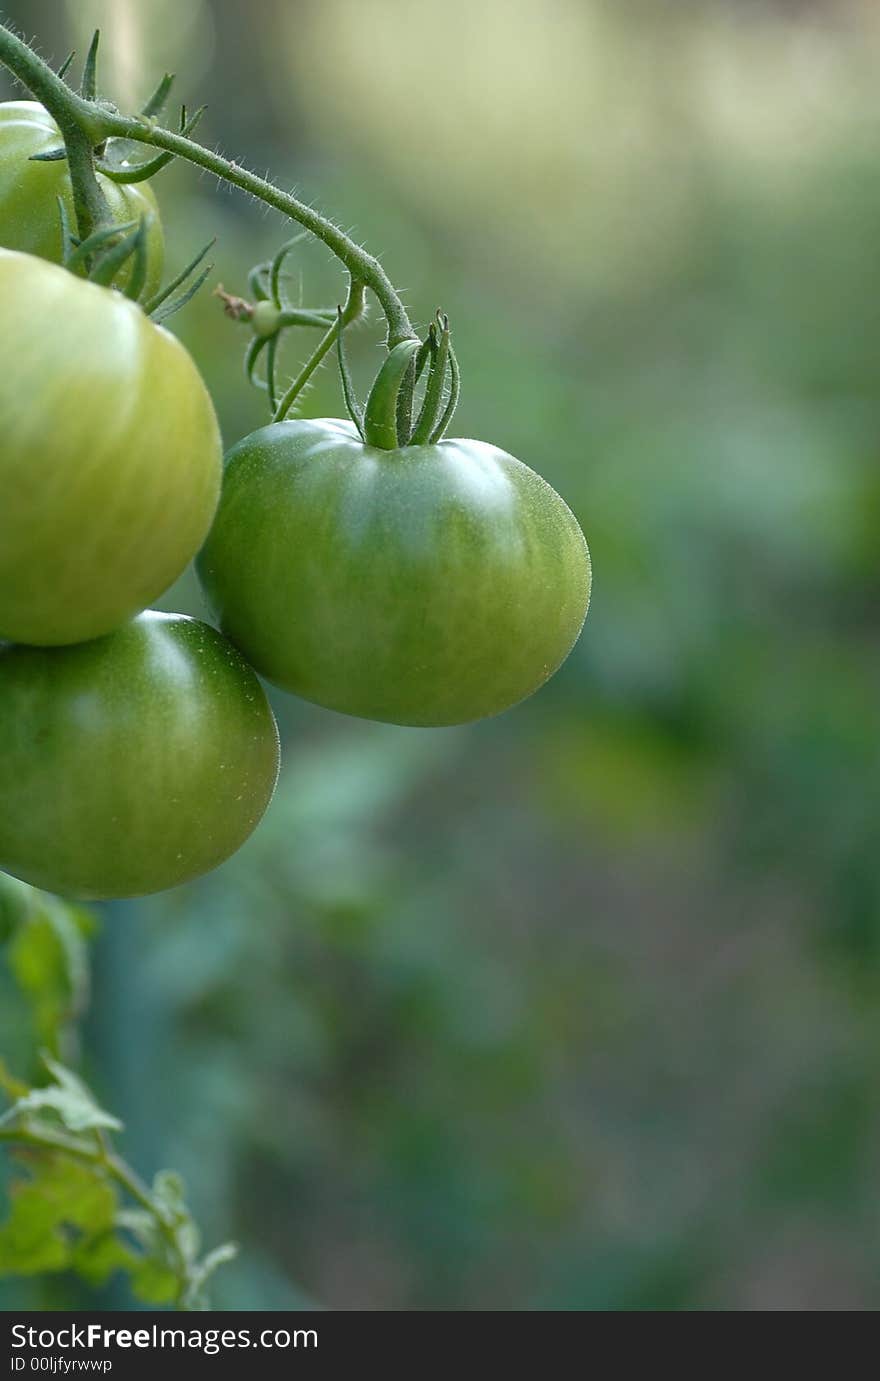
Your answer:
[2,0,880,1310]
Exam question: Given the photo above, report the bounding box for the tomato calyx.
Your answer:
[56,208,214,320]
[221,236,460,447]
[409,313,454,445]
[27,144,67,163]
[66,214,152,299]
[359,311,459,450]
[143,237,215,323]
[363,338,421,448]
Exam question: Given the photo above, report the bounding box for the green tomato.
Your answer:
[0,612,280,900]
[0,249,222,646]
[197,418,591,726]
[0,101,165,300]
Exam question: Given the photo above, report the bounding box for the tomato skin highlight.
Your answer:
[0,612,280,900]
[197,418,591,726]
[0,250,222,647]
[0,100,165,300]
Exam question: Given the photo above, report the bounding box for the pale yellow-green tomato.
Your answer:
[0,100,164,299]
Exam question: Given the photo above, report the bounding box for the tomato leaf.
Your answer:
[182,1241,238,1311]
[71,1230,141,1287]
[0,1057,122,1135]
[0,1153,116,1277]
[129,1257,181,1305]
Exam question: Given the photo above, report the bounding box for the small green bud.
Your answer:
[252,300,282,338]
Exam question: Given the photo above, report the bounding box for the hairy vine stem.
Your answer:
[0,22,416,348]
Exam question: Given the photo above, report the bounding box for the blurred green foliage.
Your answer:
[2,0,880,1310]
[0,877,235,1309]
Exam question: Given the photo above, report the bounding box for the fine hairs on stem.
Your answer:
[0,22,416,349]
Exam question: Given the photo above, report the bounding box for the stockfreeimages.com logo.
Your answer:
[11,1323,316,1364]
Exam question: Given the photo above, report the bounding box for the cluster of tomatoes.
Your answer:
[0,101,591,903]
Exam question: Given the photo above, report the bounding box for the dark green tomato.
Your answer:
[197,419,591,726]
[0,612,280,900]
[0,249,222,647]
[0,101,164,300]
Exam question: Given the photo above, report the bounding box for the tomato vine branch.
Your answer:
[0,21,416,348]
[0,24,111,242]
[273,277,365,422]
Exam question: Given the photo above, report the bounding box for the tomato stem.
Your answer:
[410,314,450,446]
[0,22,418,350]
[0,24,113,247]
[272,278,365,423]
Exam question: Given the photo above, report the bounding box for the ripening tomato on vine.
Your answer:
[0,23,591,901]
